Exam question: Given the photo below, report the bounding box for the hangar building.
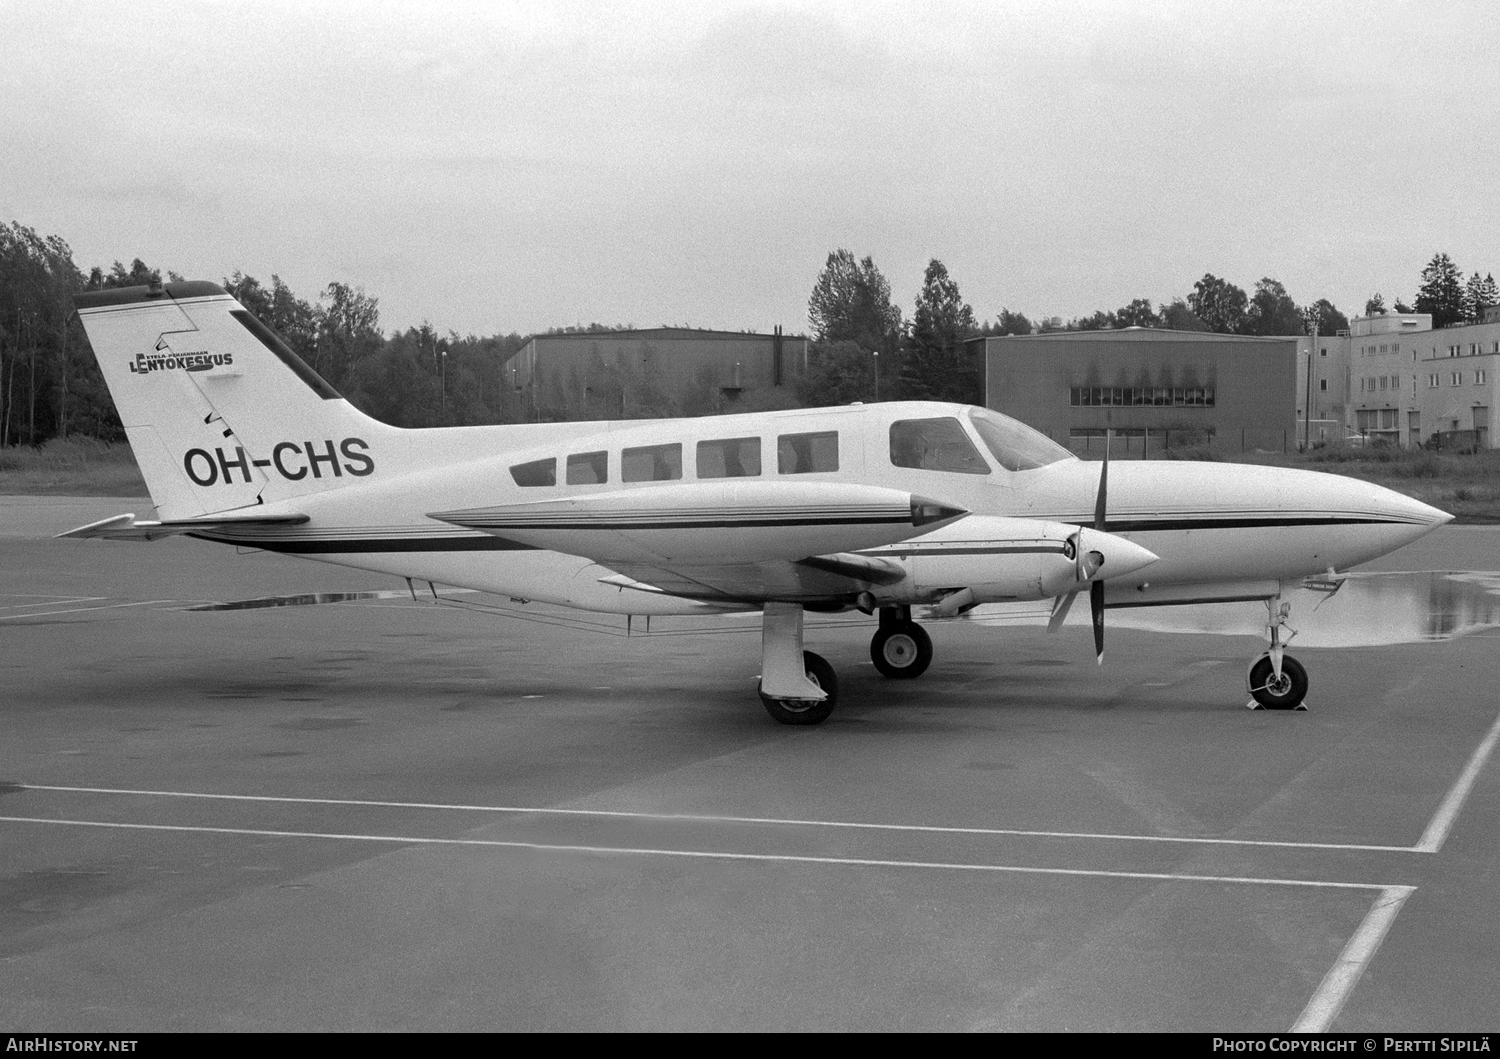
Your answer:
[966,329,1299,455]
[507,327,808,421]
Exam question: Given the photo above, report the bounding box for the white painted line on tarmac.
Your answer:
[1289,885,1415,1032]
[0,814,1397,891]
[13,783,1419,852]
[0,596,107,610]
[1414,707,1500,853]
[0,600,178,621]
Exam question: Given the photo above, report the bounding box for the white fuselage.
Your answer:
[200,401,1450,615]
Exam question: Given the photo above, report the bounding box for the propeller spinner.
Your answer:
[1047,429,1114,664]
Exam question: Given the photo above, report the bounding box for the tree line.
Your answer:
[797,249,1498,407]
[3,216,1496,446]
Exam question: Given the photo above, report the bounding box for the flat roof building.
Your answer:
[967,328,1299,456]
[507,327,808,422]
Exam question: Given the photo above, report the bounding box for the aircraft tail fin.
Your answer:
[74,281,393,521]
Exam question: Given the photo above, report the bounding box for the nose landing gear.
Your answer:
[1247,594,1309,710]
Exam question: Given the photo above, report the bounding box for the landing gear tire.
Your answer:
[758,651,838,725]
[1248,654,1309,710]
[870,622,933,680]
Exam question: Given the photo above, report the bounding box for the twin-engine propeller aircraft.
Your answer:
[65,281,1451,723]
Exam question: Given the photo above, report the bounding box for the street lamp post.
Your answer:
[872,350,880,402]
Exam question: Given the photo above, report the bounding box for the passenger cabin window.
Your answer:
[622,443,682,482]
[889,418,990,474]
[566,450,608,485]
[697,436,761,478]
[777,431,839,474]
[510,457,557,487]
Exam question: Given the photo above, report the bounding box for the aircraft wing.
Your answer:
[596,552,908,605]
[429,481,966,566]
[57,512,310,542]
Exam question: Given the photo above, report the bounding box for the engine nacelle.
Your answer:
[863,515,1158,605]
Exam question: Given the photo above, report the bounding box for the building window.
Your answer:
[1319,379,1327,392]
[1478,370,1488,385]
[1068,386,1214,407]
[1379,376,1388,390]
[1320,347,1327,357]
[1451,372,1463,386]
[1429,374,1441,388]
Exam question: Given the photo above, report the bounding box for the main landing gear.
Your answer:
[1246,593,1309,710]
[758,602,838,725]
[758,604,934,725]
[870,605,933,679]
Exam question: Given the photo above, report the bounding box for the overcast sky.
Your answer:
[3,0,1498,337]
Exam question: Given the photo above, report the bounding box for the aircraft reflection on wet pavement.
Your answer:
[964,570,1500,648]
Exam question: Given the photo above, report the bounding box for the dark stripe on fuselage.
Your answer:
[870,545,1064,558]
[450,515,913,531]
[1069,515,1427,533]
[190,533,537,554]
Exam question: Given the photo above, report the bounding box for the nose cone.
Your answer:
[1087,529,1159,580]
[1375,486,1453,532]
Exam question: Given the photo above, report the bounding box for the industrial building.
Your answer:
[1303,307,1500,450]
[506,327,808,421]
[966,328,1299,455]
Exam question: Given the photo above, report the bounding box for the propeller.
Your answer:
[1046,427,1110,664]
[1090,427,1109,664]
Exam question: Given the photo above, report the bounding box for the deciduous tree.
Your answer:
[1304,299,1349,336]
[806,250,903,354]
[1187,274,1248,334]
[1114,298,1160,328]
[1159,298,1208,332]
[1244,278,1304,336]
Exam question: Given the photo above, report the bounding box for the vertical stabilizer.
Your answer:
[75,282,394,520]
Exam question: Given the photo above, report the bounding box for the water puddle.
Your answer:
[960,571,1500,647]
[188,591,388,611]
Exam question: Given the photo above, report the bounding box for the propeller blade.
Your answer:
[1047,590,1077,633]
[1090,579,1105,664]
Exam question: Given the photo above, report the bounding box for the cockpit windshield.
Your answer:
[965,408,1074,471]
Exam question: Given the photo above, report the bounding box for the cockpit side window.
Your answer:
[697,437,762,478]
[622,443,682,482]
[566,450,608,485]
[777,431,839,474]
[510,457,557,487]
[889,418,991,474]
[966,408,1073,471]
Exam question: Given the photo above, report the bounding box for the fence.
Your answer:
[1063,427,1298,458]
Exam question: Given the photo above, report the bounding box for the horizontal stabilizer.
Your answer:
[57,512,310,543]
